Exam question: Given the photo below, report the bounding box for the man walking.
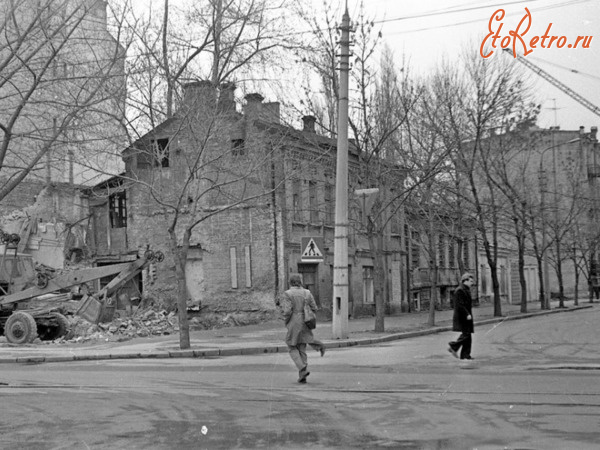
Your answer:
[279,273,326,383]
[448,273,475,360]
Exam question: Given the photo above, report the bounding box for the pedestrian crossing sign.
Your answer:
[301,237,324,261]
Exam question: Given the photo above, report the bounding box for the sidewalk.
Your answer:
[0,300,594,364]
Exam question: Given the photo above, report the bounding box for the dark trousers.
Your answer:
[450,332,472,359]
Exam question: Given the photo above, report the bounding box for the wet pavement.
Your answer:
[0,299,594,364]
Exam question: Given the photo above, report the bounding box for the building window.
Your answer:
[463,240,470,269]
[438,235,446,267]
[411,231,420,268]
[232,139,245,156]
[109,191,127,228]
[448,238,455,268]
[152,138,170,168]
[309,181,318,223]
[292,178,302,221]
[481,264,487,294]
[324,183,333,225]
[363,266,374,304]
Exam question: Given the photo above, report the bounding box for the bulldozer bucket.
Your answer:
[75,294,103,324]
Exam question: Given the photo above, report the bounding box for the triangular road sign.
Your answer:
[302,237,323,260]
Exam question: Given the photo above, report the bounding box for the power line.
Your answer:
[380,0,590,35]
[375,0,544,25]
[529,56,600,83]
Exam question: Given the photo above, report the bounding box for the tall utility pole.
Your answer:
[332,6,351,339]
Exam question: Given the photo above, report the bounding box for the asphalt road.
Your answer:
[1,307,599,449]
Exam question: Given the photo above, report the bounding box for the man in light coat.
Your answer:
[278,273,325,383]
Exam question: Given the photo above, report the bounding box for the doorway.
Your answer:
[298,263,319,307]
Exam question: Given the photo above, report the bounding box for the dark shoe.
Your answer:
[298,367,310,383]
[448,347,458,358]
[460,356,474,360]
[320,346,326,357]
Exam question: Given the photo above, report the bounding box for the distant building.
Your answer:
[0,0,126,268]
[472,125,599,304]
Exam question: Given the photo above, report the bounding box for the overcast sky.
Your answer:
[134,0,599,132]
[337,0,600,132]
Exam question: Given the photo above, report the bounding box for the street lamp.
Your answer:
[537,137,580,309]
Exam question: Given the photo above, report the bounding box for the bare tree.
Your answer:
[293,0,341,137]
[483,128,540,313]
[125,0,302,131]
[545,136,593,307]
[117,0,307,349]
[432,48,534,317]
[0,0,128,200]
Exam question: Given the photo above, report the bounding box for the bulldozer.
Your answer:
[0,230,163,344]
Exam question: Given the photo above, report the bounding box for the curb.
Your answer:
[0,304,592,364]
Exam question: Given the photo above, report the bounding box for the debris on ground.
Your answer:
[44,308,276,344]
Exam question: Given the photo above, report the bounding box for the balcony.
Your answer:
[412,267,463,287]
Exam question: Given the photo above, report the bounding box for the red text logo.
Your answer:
[480,8,593,58]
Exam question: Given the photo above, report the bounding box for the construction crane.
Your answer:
[503,48,600,118]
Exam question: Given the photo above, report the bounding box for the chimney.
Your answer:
[262,102,280,123]
[591,126,598,141]
[243,94,281,123]
[218,82,236,113]
[244,93,264,118]
[302,115,316,133]
[178,80,216,115]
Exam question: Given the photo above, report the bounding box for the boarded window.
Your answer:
[244,246,252,288]
[230,247,238,288]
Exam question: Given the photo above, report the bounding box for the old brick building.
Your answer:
[100,81,408,317]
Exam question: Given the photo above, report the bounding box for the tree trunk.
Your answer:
[162,0,173,118]
[573,257,579,306]
[380,233,390,317]
[169,227,191,349]
[518,238,527,313]
[368,231,385,332]
[481,238,502,317]
[535,253,546,310]
[428,263,438,327]
[491,268,502,316]
[556,238,565,308]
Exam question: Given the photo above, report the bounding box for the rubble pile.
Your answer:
[48,308,277,344]
[51,309,179,344]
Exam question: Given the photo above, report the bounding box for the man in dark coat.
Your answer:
[448,273,475,360]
